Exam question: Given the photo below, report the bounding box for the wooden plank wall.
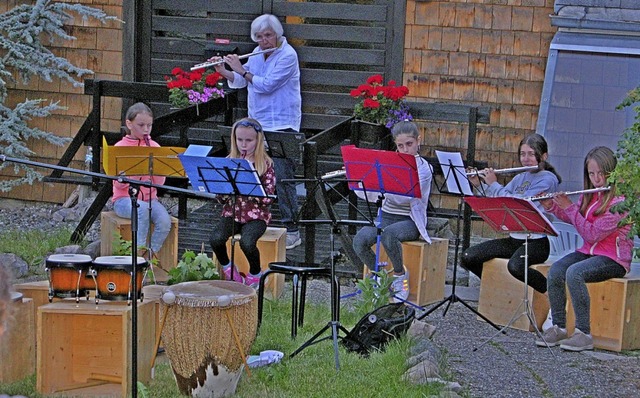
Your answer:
[140,0,406,132]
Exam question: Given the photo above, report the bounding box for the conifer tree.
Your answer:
[0,0,118,191]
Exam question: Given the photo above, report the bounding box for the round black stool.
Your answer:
[257,262,340,338]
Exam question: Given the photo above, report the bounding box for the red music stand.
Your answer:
[340,145,425,307]
[464,196,558,351]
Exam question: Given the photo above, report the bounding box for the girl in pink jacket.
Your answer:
[112,103,172,263]
[536,146,633,352]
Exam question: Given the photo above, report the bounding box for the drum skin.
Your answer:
[160,280,258,398]
[46,254,93,298]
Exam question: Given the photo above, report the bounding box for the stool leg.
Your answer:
[257,270,274,329]
[299,274,307,328]
[291,273,299,338]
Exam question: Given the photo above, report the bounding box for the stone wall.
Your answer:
[1,0,123,203]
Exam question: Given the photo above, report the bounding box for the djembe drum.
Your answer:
[161,280,258,398]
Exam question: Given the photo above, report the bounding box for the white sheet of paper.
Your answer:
[436,150,474,195]
[183,144,214,157]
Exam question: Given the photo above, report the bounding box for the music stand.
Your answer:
[103,138,187,281]
[179,149,273,279]
[288,176,371,370]
[337,145,427,308]
[464,196,558,351]
[416,150,501,330]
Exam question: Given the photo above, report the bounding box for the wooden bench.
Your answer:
[477,258,551,331]
[225,227,287,299]
[100,211,179,283]
[363,237,449,306]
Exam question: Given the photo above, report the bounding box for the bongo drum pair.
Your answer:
[160,280,258,398]
[45,254,148,303]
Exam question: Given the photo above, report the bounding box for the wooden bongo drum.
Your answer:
[45,253,94,302]
[160,280,257,398]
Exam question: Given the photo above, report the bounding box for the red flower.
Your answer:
[363,98,381,109]
[351,74,411,126]
[205,72,223,86]
[366,74,383,85]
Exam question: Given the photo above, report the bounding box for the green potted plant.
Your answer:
[354,269,394,318]
[165,67,225,109]
[167,248,220,285]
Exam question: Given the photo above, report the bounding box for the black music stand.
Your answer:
[416,151,501,330]
[179,150,273,279]
[464,196,558,351]
[288,174,371,370]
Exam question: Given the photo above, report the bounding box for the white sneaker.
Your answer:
[391,268,410,303]
[285,230,301,249]
[542,309,553,332]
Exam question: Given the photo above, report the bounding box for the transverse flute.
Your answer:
[190,48,277,71]
[529,186,611,201]
[466,165,538,177]
[320,169,346,180]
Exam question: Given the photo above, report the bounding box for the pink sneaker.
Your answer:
[222,264,244,283]
[244,272,263,289]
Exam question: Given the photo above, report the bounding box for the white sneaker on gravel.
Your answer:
[391,268,409,303]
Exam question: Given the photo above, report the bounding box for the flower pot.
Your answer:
[352,119,393,150]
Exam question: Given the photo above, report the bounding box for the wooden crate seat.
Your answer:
[363,237,449,306]
[100,211,179,283]
[224,227,287,299]
[477,258,550,331]
[37,300,155,397]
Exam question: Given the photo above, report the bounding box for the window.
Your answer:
[537,32,640,192]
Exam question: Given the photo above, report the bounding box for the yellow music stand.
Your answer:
[102,136,186,177]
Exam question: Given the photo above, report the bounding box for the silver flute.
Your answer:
[466,165,538,177]
[529,186,611,201]
[190,48,277,71]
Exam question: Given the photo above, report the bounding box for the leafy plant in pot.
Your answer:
[167,246,220,285]
[354,268,394,318]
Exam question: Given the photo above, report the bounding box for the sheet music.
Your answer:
[436,150,473,196]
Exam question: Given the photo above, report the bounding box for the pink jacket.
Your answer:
[549,193,633,272]
[111,135,166,203]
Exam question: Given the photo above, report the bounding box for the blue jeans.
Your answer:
[547,251,625,334]
[210,217,267,275]
[113,198,172,253]
[273,157,299,232]
[352,211,419,274]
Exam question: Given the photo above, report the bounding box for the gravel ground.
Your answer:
[2,198,640,397]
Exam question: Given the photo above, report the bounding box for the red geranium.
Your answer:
[165,67,225,108]
[350,74,411,128]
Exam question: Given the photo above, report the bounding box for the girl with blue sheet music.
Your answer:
[209,118,276,289]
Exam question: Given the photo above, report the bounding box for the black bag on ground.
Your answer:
[341,302,415,356]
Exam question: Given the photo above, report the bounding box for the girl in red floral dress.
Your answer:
[209,118,276,288]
